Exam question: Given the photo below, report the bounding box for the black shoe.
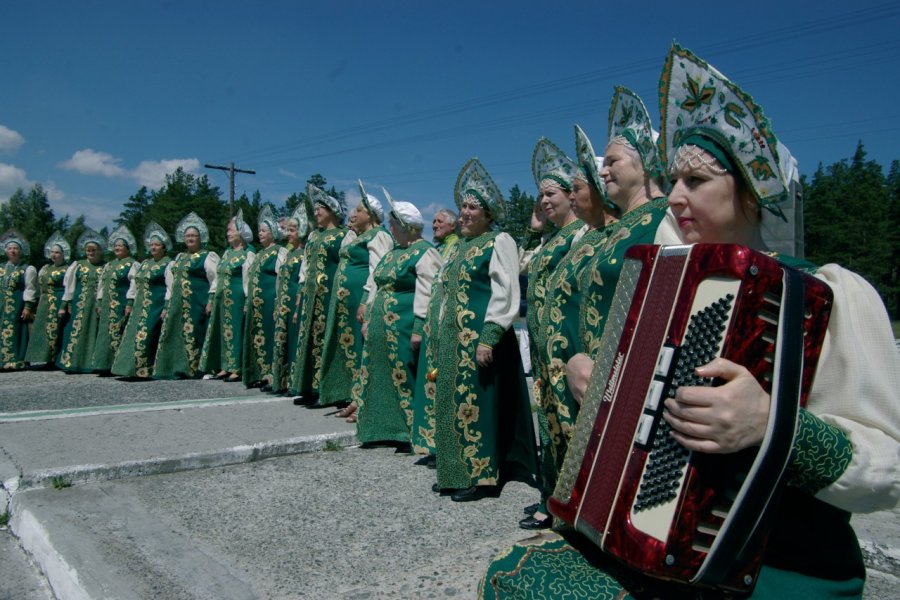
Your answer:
[518,514,552,530]
[260,383,273,393]
[523,502,540,516]
[292,395,313,406]
[414,455,436,468]
[431,483,454,496]
[394,442,412,454]
[450,486,500,503]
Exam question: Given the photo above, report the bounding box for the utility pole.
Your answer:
[204,162,256,217]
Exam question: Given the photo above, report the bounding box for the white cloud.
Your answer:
[279,168,302,180]
[133,158,200,188]
[0,162,65,203]
[59,149,128,178]
[59,149,200,189]
[0,125,25,153]
[51,195,119,229]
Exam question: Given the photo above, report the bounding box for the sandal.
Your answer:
[336,404,357,418]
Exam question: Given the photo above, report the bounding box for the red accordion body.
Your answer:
[548,244,833,593]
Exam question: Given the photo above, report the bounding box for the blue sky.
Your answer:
[2,0,899,235]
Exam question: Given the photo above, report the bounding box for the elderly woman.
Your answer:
[431,208,460,258]
[154,212,220,379]
[0,230,37,370]
[578,86,670,359]
[289,184,355,405]
[355,190,442,446]
[242,205,287,388]
[200,210,254,382]
[514,138,586,529]
[111,223,173,379]
[24,232,69,367]
[269,205,310,394]
[431,158,537,502]
[318,181,393,410]
[481,43,900,600]
[91,225,138,373]
[56,229,106,373]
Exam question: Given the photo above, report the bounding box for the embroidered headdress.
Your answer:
[107,224,137,254]
[453,157,505,224]
[175,211,209,244]
[77,228,106,257]
[659,43,788,218]
[357,180,385,224]
[532,137,579,191]
[382,186,423,232]
[143,222,172,253]
[287,203,311,240]
[307,183,346,223]
[1,229,30,257]
[257,204,281,242]
[608,86,663,178]
[574,125,609,200]
[233,209,253,244]
[44,231,71,261]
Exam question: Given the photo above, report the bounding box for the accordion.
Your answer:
[548,244,833,593]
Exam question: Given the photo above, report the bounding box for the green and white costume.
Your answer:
[199,245,254,375]
[0,230,37,370]
[24,232,69,365]
[56,229,106,373]
[91,226,138,371]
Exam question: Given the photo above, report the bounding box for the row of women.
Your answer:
[471,43,900,599]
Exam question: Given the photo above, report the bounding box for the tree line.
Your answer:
[2,142,897,318]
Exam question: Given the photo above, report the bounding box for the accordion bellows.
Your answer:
[549,244,833,593]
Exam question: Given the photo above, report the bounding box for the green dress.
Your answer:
[318,227,391,406]
[242,244,285,386]
[433,231,537,490]
[0,260,36,370]
[356,239,440,444]
[409,243,456,456]
[200,247,252,375]
[580,197,669,359]
[270,246,304,393]
[111,256,172,378]
[91,257,137,371]
[24,263,67,365]
[534,225,611,494]
[56,259,105,373]
[289,227,351,397]
[154,250,219,379]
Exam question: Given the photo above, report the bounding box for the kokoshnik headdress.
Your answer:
[307,183,347,224]
[453,157,505,224]
[1,229,30,257]
[288,203,311,240]
[143,222,172,253]
[574,125,610,201]
[659,42,789,218]
[608,85,663,178]
[532,137,579,191]
[175,211,209,244]
[382,186,423,232]
[233,209,253,244]
[357,180,385,224]
[107,224,137,254]
[44,231,71,261]
[257,204,282,242]
[76,228,106,257]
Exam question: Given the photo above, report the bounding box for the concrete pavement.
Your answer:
[1,370,898,599]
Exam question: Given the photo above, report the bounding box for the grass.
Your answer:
[51,477,72,490]
[0,511,9,526]
[892,320,899,339]
[323,440,343,452]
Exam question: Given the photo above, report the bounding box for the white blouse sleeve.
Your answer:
[164,256,178,301]
[341,229,358,248]
[413,247,443,321]
[275,247,288,272]
[96,264,108,300]
[242,251,257,297]
[61,262,79,302]
[485,232,521,331]
[364,230,394,298]
[125,262,140,300]
[23,265,38,303]
[205,252,221,296]
[653,207,685,245]
[807,264,900,514]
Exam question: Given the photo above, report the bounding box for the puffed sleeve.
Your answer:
[342,229,358,247]
[96,264,108,301]
[242,251,257,297]
[480,232,521,347]
[275,246,288,271]
[653,207,684,245]
[23,265,38,306]
[792,264,900,514]
[364,230,395,299]
[518,228,544,274]
[61,262,79,304]
[205,252,220,297]
[412,247,443,335]
[125,261,140,303]
[164,256,178,302]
